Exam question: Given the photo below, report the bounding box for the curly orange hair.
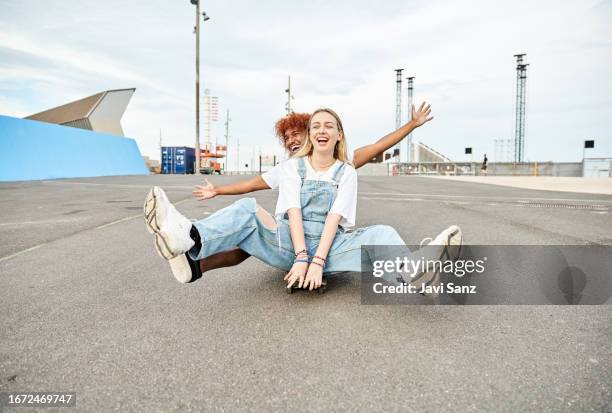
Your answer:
[274,112,311,142]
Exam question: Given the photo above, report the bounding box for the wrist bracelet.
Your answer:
[310,260,325,268]
[294,258,309,264]
[294,249,308,257]
[312,255,327,263]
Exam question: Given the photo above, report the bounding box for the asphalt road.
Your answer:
[1,175,611,412]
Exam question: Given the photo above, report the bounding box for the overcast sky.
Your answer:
[1,0,611,169]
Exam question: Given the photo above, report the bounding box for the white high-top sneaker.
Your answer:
[144,186,195,259]
[428,225,463,260]
[167,253,202,284]
[407,225,463,298]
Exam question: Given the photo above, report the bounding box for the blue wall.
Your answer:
[0,115,148,182]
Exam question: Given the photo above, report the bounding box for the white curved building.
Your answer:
[25,88,135,137]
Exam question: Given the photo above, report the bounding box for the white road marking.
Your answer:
[0,199,195,262]
[359,191,612,204]
[0,244,44,263]
[95,214,142,229]
[95,199,190,230]
[359,197,425,202]
[38,182,612,203]
[0,219,81,227]
[42,181,194,190]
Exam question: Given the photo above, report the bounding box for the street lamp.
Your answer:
[190,0,210,174]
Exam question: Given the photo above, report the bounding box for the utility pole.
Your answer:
[236,136,240,174]
[194,0,201,173]
[513,53,529,163]
[285,75,293,114]
[391,69,403,160]
[406,76,414,163]
[190,0,210,173]
[224,109,230,173]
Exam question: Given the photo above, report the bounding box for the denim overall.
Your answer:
[189,157,410,277]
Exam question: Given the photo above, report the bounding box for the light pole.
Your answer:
[583,139,594,177]
[224,109,230,173]
[406,76,414,163]
[190,0,210,174]
[285,75,293,114]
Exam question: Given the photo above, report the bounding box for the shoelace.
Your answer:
[419,237,433,249]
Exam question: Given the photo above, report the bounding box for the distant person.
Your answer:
[481,154,488,174]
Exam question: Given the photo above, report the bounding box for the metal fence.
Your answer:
[389,162,478,176]
[583,158,612,178]
[384,161,586,177]
[216,160,610,178]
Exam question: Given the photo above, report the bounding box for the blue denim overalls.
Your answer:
[189,157,409,274]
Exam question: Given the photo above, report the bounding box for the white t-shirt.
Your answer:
[261,164,282,190]
[274,157,357,229]
[262,145,353,190]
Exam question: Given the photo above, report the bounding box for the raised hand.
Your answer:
[412,102,434,127]
[192,179,218,201]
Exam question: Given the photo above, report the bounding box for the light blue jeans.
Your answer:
[188,198,416,276]
[189,158,441,286]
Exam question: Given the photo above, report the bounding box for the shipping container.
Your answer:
[161,146,196,174]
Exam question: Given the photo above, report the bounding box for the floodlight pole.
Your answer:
[191,1,210,173]
[194,0,201,173]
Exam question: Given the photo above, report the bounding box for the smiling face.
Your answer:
[293,108,350,162]
[282,128,306,156]
[274,112,311,156]
[308,111,343,156]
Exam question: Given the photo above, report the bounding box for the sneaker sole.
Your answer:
[168,253,197,284]
[143,187,177,260]
[144,188,157,234]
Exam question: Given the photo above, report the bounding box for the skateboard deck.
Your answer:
[287,276,328,294]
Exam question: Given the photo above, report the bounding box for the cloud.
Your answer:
[0,0,610,163]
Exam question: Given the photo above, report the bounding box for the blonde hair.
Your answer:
[294,108,351,163]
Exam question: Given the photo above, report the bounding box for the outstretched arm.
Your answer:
[193,176,270,200]
[352,102,433,168]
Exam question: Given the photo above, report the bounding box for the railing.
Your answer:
[223,171,262,176]
[389,162,479,176]
[583,158,612,178]
[385,161,586,177]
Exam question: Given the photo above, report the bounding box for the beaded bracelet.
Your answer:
[310,260,324,268]
[312,255,327,263]
[294,249,308,258]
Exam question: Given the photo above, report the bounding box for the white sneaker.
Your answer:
[429,225,463,261]
[144,186,194,259]
[144,188,157,235]
[145,187,176,259]
[167,253,202,284]
[408,225,463,298]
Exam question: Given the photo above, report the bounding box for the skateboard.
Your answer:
[286,276,328,294]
